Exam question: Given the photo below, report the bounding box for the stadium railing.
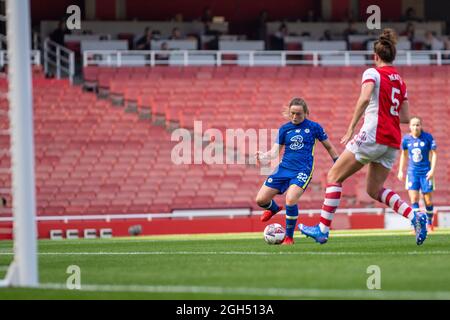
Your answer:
[83,49,450,67]
[265,21,445,39]
[0,33,42,68]
[2,207,449,223]
[0,50,41,68]
[39,20,229,42]
[43,38,75,83]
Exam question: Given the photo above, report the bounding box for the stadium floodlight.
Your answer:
[0,0,38,287]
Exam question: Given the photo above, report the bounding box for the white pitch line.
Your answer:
[38,282,450,300]
[0,250,450,256]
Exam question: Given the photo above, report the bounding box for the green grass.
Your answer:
[1,229,450,299]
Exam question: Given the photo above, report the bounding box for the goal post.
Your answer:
[0,0,38,287]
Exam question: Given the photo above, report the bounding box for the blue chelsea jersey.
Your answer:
[277,119,328,171]
[402,131,436,175]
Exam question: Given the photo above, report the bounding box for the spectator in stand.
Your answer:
[255,10,269,41]
[49,19,71,46]
[306,9,321,22]
[135,27,152,50]
[345,8,356,23]
[169,27,184,40]
[320,30,333,41]
[343,21,358,49]
[363,30,378,49]
[156,42,170,63]
[401,22,415,43]
[402,7,422,22]
[343,21,358,40]
[201,6,217,40]
[423,31,444,50]
[202,23,222,50]
[152,30,162,40]
[443,37,450,60]
[201,7,213,24]
[270,23,288,50]
[173,13,184,23]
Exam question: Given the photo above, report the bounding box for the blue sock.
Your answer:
[426,205,434,225]
[285,204,298,238]
[262,200,280,213]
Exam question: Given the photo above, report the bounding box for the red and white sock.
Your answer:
[319,183,342,233]
[379,188,414,220]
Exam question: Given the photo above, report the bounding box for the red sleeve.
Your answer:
[362,79,376,85]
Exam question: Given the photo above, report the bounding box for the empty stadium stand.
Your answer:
[83,64,450,211]
[1,65,449,224]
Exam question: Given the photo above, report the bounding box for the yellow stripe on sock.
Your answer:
[302,141,316,189]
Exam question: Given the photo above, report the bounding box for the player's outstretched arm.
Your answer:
[397,149,408,181]
[256,143,281,162]
[320,139,339,162]
[399,100,410,124]
[426,150,437,180]
[341,82,374,145]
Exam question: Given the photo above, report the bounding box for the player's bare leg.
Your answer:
[299,150,364,243]
[365,162,390,200]
[408,190,420,204]
[423,192,434,232]
[282,185,304,245]
[408,190,421,212]
[327,150,365,184]
[256,185,283,222]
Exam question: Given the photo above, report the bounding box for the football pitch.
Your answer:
[1,229,450,300]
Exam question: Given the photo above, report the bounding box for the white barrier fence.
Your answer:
[83,49,450,67]
[1,206,450,223]
[1,33,41,67]
[0,50,41,68]
[43,38,75,83]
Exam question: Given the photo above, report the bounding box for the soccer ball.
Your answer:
[263,223,286,245]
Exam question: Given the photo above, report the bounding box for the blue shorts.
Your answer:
[406,173,434,194]
[264,166,313,194]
